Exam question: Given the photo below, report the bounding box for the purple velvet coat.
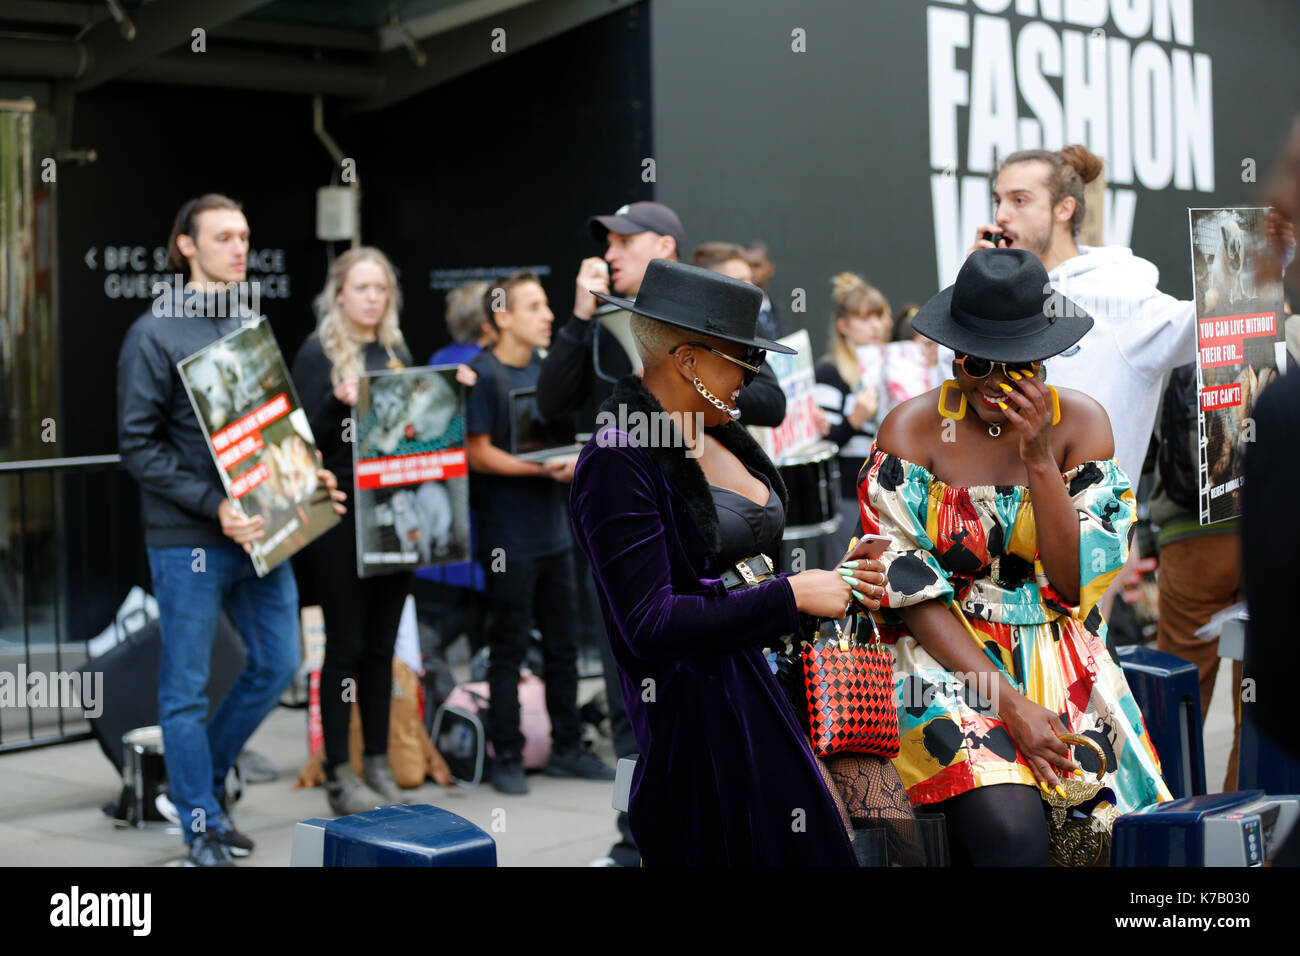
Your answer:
[569,377,857,866]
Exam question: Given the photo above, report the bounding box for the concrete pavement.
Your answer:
[0,656,1243,866]
[0,676,622,867]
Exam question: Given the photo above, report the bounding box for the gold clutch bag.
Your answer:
[1043,733,1121,867]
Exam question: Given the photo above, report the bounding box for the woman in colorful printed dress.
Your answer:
[860,249,1171,866]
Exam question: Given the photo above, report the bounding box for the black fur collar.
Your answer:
[599,375,788,561]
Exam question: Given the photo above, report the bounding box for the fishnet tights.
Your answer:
[817,752,930,866]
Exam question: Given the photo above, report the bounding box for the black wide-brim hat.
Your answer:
[593,258,797,354]
[912,248,1093,363]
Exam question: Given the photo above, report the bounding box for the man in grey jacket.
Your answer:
[117,194,343,866]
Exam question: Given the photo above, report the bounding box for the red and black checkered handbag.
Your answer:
[802,611,900,758]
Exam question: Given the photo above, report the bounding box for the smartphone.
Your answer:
[846,534,891,562]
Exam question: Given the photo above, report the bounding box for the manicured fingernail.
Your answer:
[1038,782,1050,795]
[1055,785,1067,798]
[852,589,866,601]
[1073,769,1085,777]
[841,561,859,568]
[1007,370,1022,380]
[997,401,1007,409]
[999,383,1013,392]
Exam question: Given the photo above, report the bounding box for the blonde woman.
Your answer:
[292,247,414,815]
[813,273,892,550]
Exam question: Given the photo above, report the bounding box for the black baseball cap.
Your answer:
[588,201,685,252]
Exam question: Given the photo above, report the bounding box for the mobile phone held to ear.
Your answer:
[845,534,891,562]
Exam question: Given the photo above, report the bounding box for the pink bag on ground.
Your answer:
[436,671,553,778]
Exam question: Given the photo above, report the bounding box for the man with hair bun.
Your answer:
[971,145,1293,495]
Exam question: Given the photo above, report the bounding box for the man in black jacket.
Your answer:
[117,194,343,867]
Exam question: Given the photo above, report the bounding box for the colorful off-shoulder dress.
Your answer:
[858,447,1172,813]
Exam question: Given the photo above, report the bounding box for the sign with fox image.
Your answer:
[1188,207,1288,525]
[178,318,339,575]
[352,365,470,578]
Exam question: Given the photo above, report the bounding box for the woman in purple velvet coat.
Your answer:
[568,260,887,866]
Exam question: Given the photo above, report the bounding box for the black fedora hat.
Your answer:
[593,258,797,354]
[911,248,1093,363]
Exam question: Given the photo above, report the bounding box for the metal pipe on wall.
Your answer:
[312,95,360,250]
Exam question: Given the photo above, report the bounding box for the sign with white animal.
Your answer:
[353,365,470,577]
[1189,207,1288,525]
[177,318,339,575]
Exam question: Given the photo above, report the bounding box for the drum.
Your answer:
[121,725,171,828]
[776,440,841,532]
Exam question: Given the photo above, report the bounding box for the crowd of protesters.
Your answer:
[116,129,1299,866]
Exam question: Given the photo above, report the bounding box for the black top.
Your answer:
[291,335,414,493]
[466,349,572,560]
[710,466,783,568]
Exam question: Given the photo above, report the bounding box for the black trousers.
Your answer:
[482,547,581,760]
[305,511,413,771]
[572,542,640,865]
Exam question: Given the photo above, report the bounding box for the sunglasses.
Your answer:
[670,341,766,386]
[954,354,1043,380]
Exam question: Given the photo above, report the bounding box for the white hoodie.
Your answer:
[1045,245,1196,486]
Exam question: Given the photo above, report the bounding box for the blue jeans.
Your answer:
[148,544,299,843]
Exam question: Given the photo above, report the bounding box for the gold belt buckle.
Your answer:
[737,560,759,586]
[735,553,774,586]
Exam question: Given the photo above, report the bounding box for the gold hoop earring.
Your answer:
[938,379,967,421]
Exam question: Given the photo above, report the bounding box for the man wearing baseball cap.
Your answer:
[537,201,787,437]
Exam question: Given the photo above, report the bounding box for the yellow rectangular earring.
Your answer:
[938,379,967,420]
[1048,386,1061,425]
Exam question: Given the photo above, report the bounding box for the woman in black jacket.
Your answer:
[813,272,892,553]
[292,247,414,815]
